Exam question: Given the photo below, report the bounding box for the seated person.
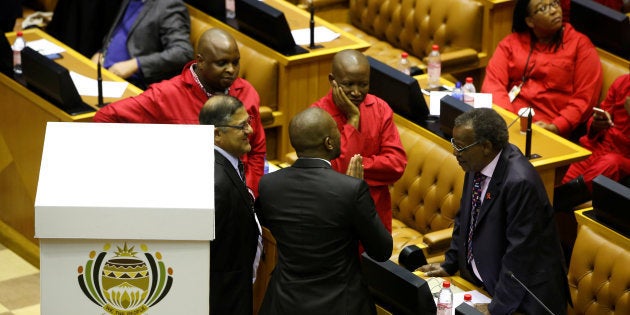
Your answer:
[554,73,630,212]
[482,0,602,140]
[90,0,193,89]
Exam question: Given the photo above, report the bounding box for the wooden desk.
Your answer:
[575,209,630,249]
[413,75,591,202]
[0,29,142,266]
[188,0,369,161]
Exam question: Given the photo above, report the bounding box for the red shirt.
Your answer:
[482,24,602,137]
[94,61,266,195]
[312,91,407,231]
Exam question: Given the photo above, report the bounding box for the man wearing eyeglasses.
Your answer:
[199,94,262,315]
[421,108,569,315]
[94,28,266,197]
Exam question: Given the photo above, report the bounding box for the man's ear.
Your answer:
[328,73,335,86]
[324,136,334,151]
[214,128,222,144]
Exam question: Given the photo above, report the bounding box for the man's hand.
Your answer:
[418,263,449,277]
[108,58,139,79]
[346,154,363,179]
[90,52,102,65]
[534,121,559,134]
[590,110,613,136]
[331,80,360,129]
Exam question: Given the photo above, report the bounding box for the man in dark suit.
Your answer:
[256,107,393,315]
[199,94,261,315]
[91,0,193,89]
[421,108,569,314]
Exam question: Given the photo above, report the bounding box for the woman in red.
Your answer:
[555,73,630,212]
[482,0,602,140]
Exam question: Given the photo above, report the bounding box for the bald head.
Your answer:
[331,49,369,78]
[195,28,240,93]
[289,108,341,160]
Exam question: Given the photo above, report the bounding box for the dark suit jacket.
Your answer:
[442,144,569,315]
[101,0,193,88]
[257,158,393,315]
[212,150,259,315]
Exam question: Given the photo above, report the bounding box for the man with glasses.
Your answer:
[199,94,262,315]
[94,28,266,196]
[421,108,569,314]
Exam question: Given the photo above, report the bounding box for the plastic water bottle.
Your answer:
[427,44,441,88]
[437,280,453,315]
[462,77,476,106]
[12,31,26,77]
[226,0,236,19]
[399,52,411,76]
[263,156,269,174]
[451,81,463,101]
[464,293,474,307]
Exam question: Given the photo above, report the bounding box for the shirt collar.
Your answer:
[479,150,502,179]
[215,145,240,173]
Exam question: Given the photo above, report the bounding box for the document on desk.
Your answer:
[26,38,65,56]
[291,26,340,46]
[453,290,492,307]
[429,92,493,116]
[69,71,129,98]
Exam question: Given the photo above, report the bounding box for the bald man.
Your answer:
[257,107,392,315]
[311,49,407,232]
[94,28,266,195]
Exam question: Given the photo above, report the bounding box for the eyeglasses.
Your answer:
[450,138,480,153]
[532,0,560,15]
[216,115,253,131]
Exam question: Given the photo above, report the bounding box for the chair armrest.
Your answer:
[259,106,274,127]
[423,228,454,251]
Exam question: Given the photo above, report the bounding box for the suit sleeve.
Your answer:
[135,0,194,80]
[352,180,393,261]
[487,179,549,314]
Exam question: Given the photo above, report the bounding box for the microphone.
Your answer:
[97,53,104,108]
[508,271,556,315]
[308,1,322,49]
[525,107,532,158]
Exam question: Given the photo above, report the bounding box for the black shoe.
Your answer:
[553,175,591,212]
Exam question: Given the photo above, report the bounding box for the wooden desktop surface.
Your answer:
[0,29,142,266]
[413,75,591,202]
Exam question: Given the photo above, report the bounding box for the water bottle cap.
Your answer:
[401,52,408,58]
[455,81,462,88]
[442,280,450,288]
[464,293,472,301]
[432,44,439,51]
[17,31,23,37]
[466,77,473,83]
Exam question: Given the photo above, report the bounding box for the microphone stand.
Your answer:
[525,107,532,158]
[309,1,323,49]
[509,272,556,315]
[97,53,104,108]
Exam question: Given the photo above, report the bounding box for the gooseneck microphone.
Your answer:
[525,108,532,158]
[97,53,104,108]
[509,271,556,315]
[308,1,323,49]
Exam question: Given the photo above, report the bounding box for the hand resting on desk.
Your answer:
[418,263,449,277]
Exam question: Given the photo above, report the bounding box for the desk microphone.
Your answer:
[97,53,104,108]
[308,1,322,49]
[508,271,556,315]
[525,107,532,158]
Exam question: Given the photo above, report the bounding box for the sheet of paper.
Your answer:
[291,26,340,46]
[429,92,493,116]
[69,71,129,98]
[26,38,66,55]
[453,290,492,308]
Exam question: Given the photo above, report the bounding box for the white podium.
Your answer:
[35,122,215,315]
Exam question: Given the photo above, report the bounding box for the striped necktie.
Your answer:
[237,159,246,184]
[467,172,486,264]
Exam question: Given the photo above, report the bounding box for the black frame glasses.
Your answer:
[450,138,480,153]
[216,116,253,131]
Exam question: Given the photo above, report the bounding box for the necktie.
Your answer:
[467,172,486,264]
[237,159,246,184]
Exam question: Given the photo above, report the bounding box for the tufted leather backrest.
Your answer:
[390,117,464,238]
[598,48,629,103]
[567,225,630,315]
[188,8,279,111]
[348,0,483,60]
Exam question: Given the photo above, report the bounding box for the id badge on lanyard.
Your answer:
[509,83,523,103]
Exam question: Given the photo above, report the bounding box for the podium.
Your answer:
[35,122,215,314]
